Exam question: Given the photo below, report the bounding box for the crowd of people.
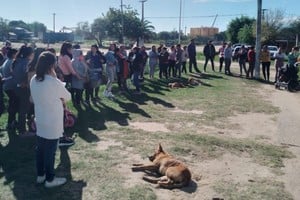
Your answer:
[216,42,300,82]
[1,40,300,135]
[0,39,299,188]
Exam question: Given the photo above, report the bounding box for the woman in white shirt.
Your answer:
[30,51,71,188]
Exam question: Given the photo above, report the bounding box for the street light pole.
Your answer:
[139,0,147,47]
[53,13,56,32]
[255,0,262,79]
[140,0,147,23]
[178,0,182,44]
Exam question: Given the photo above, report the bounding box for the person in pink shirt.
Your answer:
[58,42,80,101]
[58,42,80,83]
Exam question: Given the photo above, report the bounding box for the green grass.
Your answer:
[214,178,294,200]
[0,68,294,199]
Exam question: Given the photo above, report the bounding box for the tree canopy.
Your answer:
[91,8,154,44]
[226,16,255,44]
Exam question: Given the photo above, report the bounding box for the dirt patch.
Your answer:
[171,107,204,115]
[226,113,278,143]
[96,138,123,151]
[116,150,146,189]
[130,122,170,133]
[261,84,300,199]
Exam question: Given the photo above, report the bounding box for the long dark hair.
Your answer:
[12,45,33,69]
[60,41,73,59]
[35,51,56,82]
[29,47,46,73]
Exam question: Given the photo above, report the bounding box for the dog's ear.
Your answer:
[158,143,164,152]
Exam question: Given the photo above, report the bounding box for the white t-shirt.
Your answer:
[30,75,71,139]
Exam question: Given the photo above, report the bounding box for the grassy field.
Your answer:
[0,64,295,199]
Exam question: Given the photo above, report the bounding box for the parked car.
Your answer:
[267,45,279,60]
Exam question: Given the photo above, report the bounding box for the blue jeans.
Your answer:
[36,136,59,182]
[133,71,140,92]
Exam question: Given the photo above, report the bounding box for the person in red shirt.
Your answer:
[247,46,255,78]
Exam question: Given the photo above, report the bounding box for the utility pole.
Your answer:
[178,0,182,44]
[139,0,147,47]
[120,0,124,44]
[255,0,262,79]
[53,13,56,32]
[140,0,147,23]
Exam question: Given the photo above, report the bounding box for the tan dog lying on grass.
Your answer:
[168,82,186,89]
[132,144,191,189]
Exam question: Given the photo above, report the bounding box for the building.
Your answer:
[190,27,219,38]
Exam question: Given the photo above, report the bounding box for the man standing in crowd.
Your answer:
[224,43,232,75]
[203,40,216,72]
[187,39,201,73]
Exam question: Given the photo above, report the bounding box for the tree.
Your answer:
[0,17,9,40]
[238,24,255,45]
[75,21,91,39]
[91,7,155,44]
[278,18,300,49]
[91,17,110,46]
[28,22,47,37]
[214,31,227,42]
[226,16,255,44]
[261,9,285,44]
[8,20,29,29]
[157,31,172,41]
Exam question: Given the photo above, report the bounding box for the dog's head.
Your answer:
[148,143,166,162]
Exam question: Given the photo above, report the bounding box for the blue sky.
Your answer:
[0,0,298,33]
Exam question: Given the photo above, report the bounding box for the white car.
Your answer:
[267,45,279,59]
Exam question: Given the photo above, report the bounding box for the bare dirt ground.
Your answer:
[262,84,300,198]
[98,82,300,200]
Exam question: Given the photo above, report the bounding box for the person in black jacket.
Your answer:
[187,39,201,73]
[158,47,169,79]
[130,47,143,94]
[203,40,216,72]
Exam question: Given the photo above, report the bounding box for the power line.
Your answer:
[145,14,244,19]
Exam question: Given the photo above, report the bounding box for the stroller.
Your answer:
[275,62,299,92]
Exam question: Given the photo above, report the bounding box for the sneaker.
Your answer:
[58,136,74,147]
[45,177,67,188]
[36,175,46,184]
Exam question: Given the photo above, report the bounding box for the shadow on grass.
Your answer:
[0,130,86,200]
